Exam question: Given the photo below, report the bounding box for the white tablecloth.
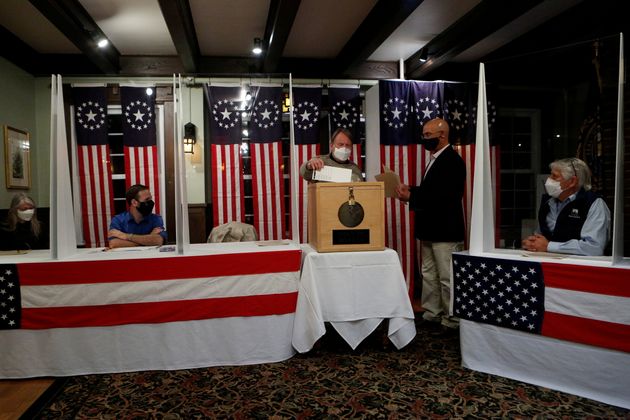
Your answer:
[292,245,416,352]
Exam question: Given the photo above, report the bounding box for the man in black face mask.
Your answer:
[395,118,466,332]
[108,184,167,248]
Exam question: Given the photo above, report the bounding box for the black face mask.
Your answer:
[137,200,155,217]
[421,136,440,151]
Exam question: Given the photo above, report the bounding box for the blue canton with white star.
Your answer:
[452,254,545,333]
[0,265,21,329]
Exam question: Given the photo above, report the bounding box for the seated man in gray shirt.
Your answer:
[522,158,610,256]
[300,128,363,182]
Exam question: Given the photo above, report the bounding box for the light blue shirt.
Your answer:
[537,192,611,256]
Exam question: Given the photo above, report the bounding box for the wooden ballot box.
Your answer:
[308,182,385,252]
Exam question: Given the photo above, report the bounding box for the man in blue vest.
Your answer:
[522,158,610,256]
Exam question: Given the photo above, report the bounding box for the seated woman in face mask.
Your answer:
[0,193,48,250]
[521,157,611,256]
[299,128,363,182]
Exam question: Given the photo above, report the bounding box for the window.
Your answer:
[496,109,541,248]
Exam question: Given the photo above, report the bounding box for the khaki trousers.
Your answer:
[418,240,463,328]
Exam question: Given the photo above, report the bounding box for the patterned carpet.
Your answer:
[31,321,629,419]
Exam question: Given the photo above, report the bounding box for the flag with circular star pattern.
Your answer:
[120,86,161,215]
[291,87,322,243]
[206,85,246,226]
[249,86,286,240]
[72,86,114,248]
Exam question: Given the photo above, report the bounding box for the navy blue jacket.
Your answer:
[408,146,466,242]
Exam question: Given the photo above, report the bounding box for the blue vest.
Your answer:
[538,189,599,243]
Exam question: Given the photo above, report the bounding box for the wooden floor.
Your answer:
[0,379,54,420]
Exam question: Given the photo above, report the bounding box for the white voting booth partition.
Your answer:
[459,56,630,409]
[0,75,302,378]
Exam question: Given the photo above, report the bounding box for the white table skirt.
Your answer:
[1,314,296,378]
[461,320,630,409]
[292,245,416,352]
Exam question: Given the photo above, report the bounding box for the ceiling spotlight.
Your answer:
[97,38,109,48]
[419,48,428,63]
[252,38,263,55]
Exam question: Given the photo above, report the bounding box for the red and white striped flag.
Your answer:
[293,144,319,242]
[207,85,246,228]
[72,86,114,247]
[453,144,501,247]
[124,145,161,213]
[351,144,362,170]
[120,86,161,213]
[251,142,285,240]
[211,144,245,226]
[453,254,630,354]
[0,250,301,330]
[379,80,417,295]
[249,86,286,240]
[381,144,419,296]
[291,87,322,243]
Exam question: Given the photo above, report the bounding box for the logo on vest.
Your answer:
[569,208,581,219]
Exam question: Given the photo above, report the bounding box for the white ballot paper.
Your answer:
[312,166,352,182]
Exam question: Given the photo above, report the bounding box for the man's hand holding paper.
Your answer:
[311,166,352,183]
[375,166,402,198]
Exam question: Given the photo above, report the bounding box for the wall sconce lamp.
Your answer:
[252,38,263,55]
[184,122,196,154]
[282,92,291,113]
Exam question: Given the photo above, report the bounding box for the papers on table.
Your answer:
[104,246,160,252]
[522,251,567,259]
[311,166,352,183]
[0,249,30,255]
[255,239,292,246]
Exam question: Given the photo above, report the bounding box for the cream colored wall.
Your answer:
[0,57,40,208]
[34,78,52,207]
[184,87,205,203]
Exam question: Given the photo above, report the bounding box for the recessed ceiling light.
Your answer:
[97,39,109,48]
[252,38,262,55]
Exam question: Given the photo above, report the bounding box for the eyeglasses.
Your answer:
[569,158,579,178]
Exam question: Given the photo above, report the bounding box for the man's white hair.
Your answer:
[549,158,592,191]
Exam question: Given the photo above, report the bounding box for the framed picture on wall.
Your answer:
[4,125,31,189]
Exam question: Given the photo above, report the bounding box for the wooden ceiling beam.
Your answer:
[262,0,301,73]
[405,0,544,79]
[28,0,120,74]
[335,0,424,75]
[157,0,200,73]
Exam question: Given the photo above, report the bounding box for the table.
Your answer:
[292,245,416,352]
[454,250,630,409]
[0,242,302,378]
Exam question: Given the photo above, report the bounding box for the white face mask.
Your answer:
[17,209,35,221]
[332,146,351,162]
[544,178,564,198]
